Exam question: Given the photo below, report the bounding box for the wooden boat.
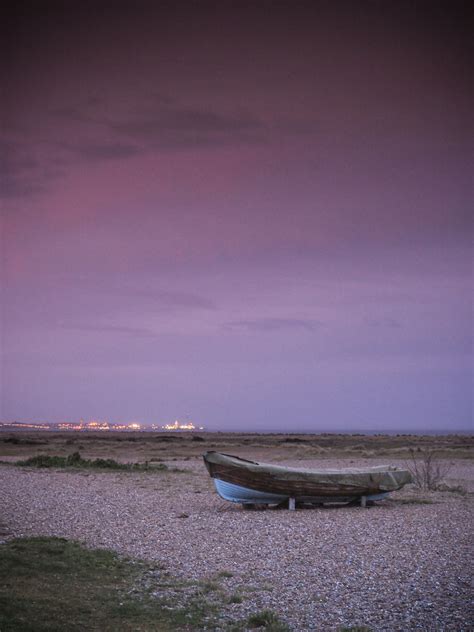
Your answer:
[203,451,413,509]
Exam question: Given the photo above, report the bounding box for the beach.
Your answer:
[1,432,472,630]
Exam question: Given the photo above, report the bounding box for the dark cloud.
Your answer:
[1,84,318,200]
[0,141,37,175]
[0,100,269,199]
[111,105,266,149]
[0,137,141,200]
[63,280,217,312]
[50,95,104,121]
[61,323,155,337]
[4,281,216,333]
[0,178,47,199]
[64,141,142,162]
[48,96,268,149]
[129,288,216,312]
[50,106,94,122]
[0,139,58,199]
[224,318,320,333]
[366,317,403,329]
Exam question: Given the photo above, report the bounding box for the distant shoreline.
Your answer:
[0,425,472,436]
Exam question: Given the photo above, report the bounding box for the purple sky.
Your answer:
[1,2,472,432]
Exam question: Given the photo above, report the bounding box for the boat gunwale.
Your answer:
[203,450,403,476]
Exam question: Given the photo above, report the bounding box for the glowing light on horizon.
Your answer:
[162,419,203,431]
[0,418,205,432]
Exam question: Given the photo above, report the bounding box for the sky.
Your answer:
[1,1,472,432]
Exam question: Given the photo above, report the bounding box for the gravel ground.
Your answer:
[1,458,473,631]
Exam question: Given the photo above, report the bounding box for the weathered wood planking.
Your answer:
[203,451,412,501]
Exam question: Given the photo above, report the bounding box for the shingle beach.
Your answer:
[1,458,472,630]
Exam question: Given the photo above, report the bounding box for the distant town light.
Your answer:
[0,418,205,432]
[162,419,197,431]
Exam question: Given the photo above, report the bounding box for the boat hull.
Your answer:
[213,478,389,505]
[203,451,412,502]
[214,479,288,504]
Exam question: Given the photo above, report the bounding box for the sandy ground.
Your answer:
[1,455,473,631]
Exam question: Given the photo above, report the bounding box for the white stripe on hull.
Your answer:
[214,478,287,503]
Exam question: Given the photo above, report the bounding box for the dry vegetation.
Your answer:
[1,430,472,464]
[406,448,453,491]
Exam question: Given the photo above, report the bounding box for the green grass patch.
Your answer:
[394,498,436,505]
[243,609,290,630]
[14,452,173,472]
[0,537,173,631]
[0,537,290,631]
[226,608,290,630]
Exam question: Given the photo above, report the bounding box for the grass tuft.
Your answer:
[15,452,172,472]
[394,498,435,505]
[435,483,467,495]
[245,609,290,630]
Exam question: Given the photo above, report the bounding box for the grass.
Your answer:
[393,498,436,505]
[0,537,289,631]
[226,609,290,631]
[0,537,173,632]
[435,483,468,495]
[1,436,48,445]
[243,610,290,630]
[14,452,171,472]
[2,430,472,463]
